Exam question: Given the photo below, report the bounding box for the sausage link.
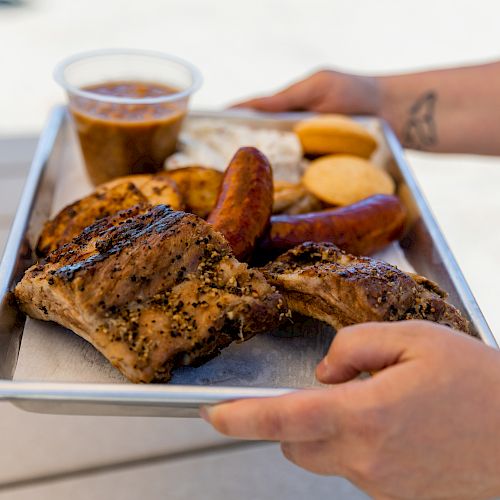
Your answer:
[207,147,273,261]
[258,194,407,256]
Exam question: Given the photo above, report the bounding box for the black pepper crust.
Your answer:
[36,182,149,257]
[16,204,286,383]
[261,241,471,334]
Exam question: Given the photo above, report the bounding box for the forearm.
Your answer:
[376,61,500,154]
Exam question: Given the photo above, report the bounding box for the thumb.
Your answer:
[316,321,427,384]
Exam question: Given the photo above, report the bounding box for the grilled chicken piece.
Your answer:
[99,174,184,208]
[17,205,284,383]
[261,242,470,334]
[36,174,183,257]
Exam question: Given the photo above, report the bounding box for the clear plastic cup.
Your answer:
[54,49,202,185]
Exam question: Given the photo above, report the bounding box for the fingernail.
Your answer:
[199,405,214,423]
[316,356,329,376]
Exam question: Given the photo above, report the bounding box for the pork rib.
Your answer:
[261,242,470,333]
[16,205,285,382]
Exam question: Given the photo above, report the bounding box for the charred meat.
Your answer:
[36,174,183,257]
[17,205,284,382]
[261,242,470,333]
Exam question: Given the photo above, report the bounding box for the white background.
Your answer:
[1,0,500,133]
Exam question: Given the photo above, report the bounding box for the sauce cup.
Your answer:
[54,49,202,185]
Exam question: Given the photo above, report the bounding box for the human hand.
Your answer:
[231,69,381,115]
[201,321,500,500]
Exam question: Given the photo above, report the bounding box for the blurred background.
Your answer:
[2,0,500,133]
[0,1,499,498]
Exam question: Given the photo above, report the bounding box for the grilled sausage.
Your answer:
[207,147,273,261]
[258,194,407,256]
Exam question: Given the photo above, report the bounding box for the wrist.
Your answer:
[348,74,381,116]
[374,75,404,134]
[375,73,440,150]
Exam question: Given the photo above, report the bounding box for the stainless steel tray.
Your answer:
[0,107,496,417]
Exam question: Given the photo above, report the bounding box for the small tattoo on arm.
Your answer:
[402,91,438,150]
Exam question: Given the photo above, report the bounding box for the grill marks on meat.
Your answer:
[16,205,284,382]
[261,242,470,334]
[36,182,149,257]
[36,174,183,257]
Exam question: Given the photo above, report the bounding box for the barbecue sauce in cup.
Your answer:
[69,81,186,185]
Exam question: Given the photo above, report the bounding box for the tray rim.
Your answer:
[381,121,497,348]
[0,106,496,415]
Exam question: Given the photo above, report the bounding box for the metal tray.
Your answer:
[0,107,496,417]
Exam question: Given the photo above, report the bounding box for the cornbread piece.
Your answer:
[36,174,183,257]
[302,154,395,206]
[261,242,470,334]
[294,114,377,158]
[17,205,285,383]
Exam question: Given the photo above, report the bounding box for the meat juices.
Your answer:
[15,205,285,383]
[69,81,186,185]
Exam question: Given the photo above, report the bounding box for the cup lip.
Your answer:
[54,48,203,105]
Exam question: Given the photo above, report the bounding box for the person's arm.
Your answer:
[201,321,500,499]
[234,61,500,155]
